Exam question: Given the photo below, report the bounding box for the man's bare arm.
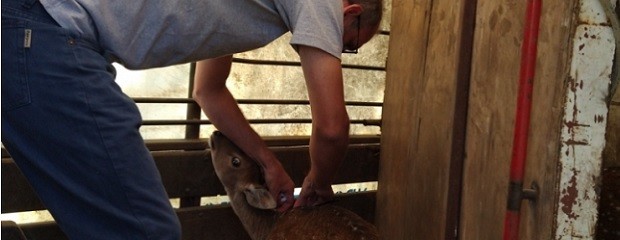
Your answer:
[193,56,294,212]
[294,46,350,207]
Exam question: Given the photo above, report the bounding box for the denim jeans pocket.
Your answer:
[1,17,31,111]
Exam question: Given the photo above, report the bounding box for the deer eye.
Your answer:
[231,157,241,167]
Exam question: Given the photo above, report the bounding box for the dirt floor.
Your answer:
[596,167,619,239]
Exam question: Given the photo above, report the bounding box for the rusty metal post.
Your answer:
[180,62,203,208]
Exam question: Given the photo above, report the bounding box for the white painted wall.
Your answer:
[555,0,617,239]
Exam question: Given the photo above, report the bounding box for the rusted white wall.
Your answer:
[555,0,616,239]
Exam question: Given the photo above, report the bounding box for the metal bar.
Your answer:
[181,62,202,208]
[133,97,383,107]
[378,30,390,35]
[133,98,194,103]
[1,136,382,158]
[141,119,381,126]
[361,119,382,126]
[185,63,201,139]
[503,0,542,239]
[231,57,386,71]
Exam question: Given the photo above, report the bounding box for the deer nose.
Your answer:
[209,131,223,149]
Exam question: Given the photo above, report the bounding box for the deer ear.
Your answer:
[243,184,277,209]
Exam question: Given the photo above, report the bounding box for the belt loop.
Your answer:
[22,0,37,9]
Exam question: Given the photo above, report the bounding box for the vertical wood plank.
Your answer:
[604,105,620,167]
[377,1,432,238]
[461,1,521,238]
[521,1,577,238]
[377,0,470,239]
[603,5,620,168]
[460,0,576,239]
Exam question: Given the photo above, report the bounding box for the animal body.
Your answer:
[209,131,379,240]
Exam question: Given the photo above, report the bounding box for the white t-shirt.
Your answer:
[40,0,344,69]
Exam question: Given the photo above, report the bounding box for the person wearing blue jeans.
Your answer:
[1,0,383,238]
[1,0,182,239]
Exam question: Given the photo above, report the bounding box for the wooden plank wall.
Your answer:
[377,0,474,239]
[605,91,620,167]
[462,0,577,239]
[379,0,579,239]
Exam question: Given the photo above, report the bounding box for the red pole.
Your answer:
[503,0,542,239]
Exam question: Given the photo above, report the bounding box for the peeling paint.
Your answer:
[579,0,618,25]
[564,139,590,146]
[555,0,616,239]
[559,170,580,220]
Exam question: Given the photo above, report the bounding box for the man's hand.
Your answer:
[294,175,334,207]
[263,160,295,212]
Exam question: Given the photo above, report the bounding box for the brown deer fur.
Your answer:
[209,131,379,240]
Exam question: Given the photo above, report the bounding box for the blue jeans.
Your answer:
[1,0,182,239]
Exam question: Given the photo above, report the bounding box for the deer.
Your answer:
[209,131,379,240]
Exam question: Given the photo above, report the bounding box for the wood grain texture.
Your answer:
[604,106,620,167]
[377,0,470,239]
[460,0,576,239]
